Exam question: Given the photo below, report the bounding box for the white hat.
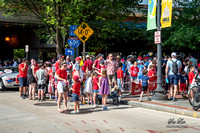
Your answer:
[86,55,90,58]
[171,52,177,57]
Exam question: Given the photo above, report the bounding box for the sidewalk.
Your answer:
[122,92,200,118]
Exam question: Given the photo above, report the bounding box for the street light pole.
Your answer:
[152,0,168,100]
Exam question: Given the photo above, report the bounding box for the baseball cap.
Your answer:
[76,57,81,61]
[57,54,64,59]
[86,55,90,58]
[148,58,153,61]
[99,60,104,64]
[73,75,80,83]
[116,55,121,58]
[127,55,131,58]
[121,59,125,62]
[98,54,103,57]
[171,52,177,57]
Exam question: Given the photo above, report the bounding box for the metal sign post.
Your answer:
[74,22,94,61]
[152,0,168,100]
[25,45,29,59]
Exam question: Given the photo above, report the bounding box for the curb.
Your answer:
[123,98,200,118]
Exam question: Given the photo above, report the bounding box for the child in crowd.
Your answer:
[71,75,81,114]
[48,70,55,100]
[93,72,99,107]
[35,63,47,101]
[117,63,123,96]
[148,65,155,77]
[139,69,150,102]
[83,73,93,105]
[179,71,188,98]
[99,68,110,111]
[188,66,197,102]
[128,61,139,95]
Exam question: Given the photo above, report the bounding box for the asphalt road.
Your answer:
[0,90,200,133]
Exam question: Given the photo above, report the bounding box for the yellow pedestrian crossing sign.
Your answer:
[74,22,94,43]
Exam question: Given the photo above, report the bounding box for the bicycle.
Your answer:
[188,80,200,111]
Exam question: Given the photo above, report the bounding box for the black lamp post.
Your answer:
[152,0,168,100]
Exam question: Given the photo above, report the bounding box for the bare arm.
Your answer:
[165,65,169,77]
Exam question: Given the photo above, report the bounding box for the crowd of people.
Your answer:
[4,52,200,113]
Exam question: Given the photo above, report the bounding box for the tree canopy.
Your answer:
[0,0,141,54]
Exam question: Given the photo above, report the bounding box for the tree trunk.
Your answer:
[56,26,63,55]
[55,2,63,55]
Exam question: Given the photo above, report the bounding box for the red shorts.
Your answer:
[180,83,186,91]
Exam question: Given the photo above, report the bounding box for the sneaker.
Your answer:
[38,98,41,101]
[49,97,54,101]
[41,98,45,101]
[182,94,187,99]
[169,96,173,100]
[139,98,142,102]
[55,98,58,103]
[76,110,80,114]
[24,95,28,99]
[80,102,84,105]
[173,98,177,101]
[103,106,109,111]
[22,94,25,99]
[20,94,23,98]
[147,97,151,101]
[93,104,97,108]
[70,111,77,114]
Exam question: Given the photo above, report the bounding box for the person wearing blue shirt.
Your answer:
[139,69,150,102]
[137,60,144,80]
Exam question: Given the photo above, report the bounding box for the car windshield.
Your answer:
[0,67,19,73]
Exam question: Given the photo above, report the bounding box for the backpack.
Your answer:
[171,60,178,75]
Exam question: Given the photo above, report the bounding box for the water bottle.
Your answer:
[166,78,169,84]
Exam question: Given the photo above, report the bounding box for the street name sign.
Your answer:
[69,25,78,37]
[155,31,161,44]
[74,22,94,43]
[65,48,74,55]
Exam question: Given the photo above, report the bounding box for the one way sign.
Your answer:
[65,49,74,56]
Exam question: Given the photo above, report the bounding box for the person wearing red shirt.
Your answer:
[93,54,103,71]
[54,54,64,102]
[71,75,81,114]
[56,62,68,113]
[128,61,139,95]
[18,58,29,99]
[92,72,99,107]
[148,65,155,77]
[85,55,93,76]
[188,66,197,102]
[117,63,124,96]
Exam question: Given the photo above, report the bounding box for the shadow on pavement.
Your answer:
[34,102,57,106]
[62,108,93,115]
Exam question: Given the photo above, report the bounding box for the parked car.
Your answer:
[0,67,19,90]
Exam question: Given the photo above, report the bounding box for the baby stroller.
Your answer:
[96,90,120,105]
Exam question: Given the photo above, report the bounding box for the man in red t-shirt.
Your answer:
[85,55,93,76]
[18,58,29,99]
[93,54,103,71]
